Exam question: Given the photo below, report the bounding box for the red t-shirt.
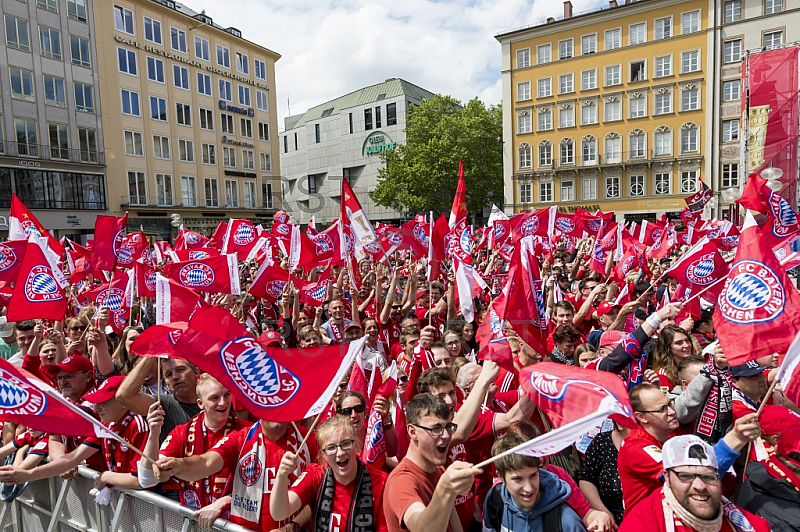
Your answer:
[414,308,444,339]
[494,367,518,393]
[14,432,49,456]
[618,425,665,515]
[83,411,149,475]
[379,316,403,347]
[22,353,58,387]
[384,458,450,532]
[291,463,389,532]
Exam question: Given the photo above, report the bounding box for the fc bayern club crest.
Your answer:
[652,229,663,243]
[586,219,602,233]
[145,269,157,292]
[363,240,382,254]
[775,248,788,261]
[687,254,716,285]
[719,259,785,325]
[220,336,300,408]
[0,243,17,272]
[521,216,539,237]
[233,223,255,246]
[182,490,201,510]
[112,229,125,258]
[188,251,211,260]
[239,452,263,486]
[276,224,290,236]
[313,233,333,255]
[179,263,216,288]
[265,279,287,300]
[117,244,135,266]
[95,287,127,330]
[185,232,201,245]
[413,224,429,246]
[620,255,636,276]
[24,266,63,302]
[555,217,574,233]
[494,224,507,241]
[21,220,41,238]
[0,368,47,416]
[387,232,403,246]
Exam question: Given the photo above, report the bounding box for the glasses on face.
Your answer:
[322,438,356,456]
[412,422,458,438]
[669,470,719,484]
[56,371,87,381]
[338,404,366,416]
[445,340,461,346]
[637,400,675,415]
[398,376,409,384]
[71,325,87,332]
[392,305,403,310]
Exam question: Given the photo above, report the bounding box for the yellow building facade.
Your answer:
[497,0,711,221]
[95,0,282,238]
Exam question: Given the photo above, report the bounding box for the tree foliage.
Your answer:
[370,94,503,220]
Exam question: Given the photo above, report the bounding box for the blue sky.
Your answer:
[186,0,606,130]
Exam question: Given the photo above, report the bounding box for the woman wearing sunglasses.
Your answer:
[270,416,389,532]
[336,391,398,471]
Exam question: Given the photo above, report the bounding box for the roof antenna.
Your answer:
[287,94,291,116]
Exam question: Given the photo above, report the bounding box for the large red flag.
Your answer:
[173,305,366,421]
[510,207,556,239]
[7,239,68,321]
[90,214,127,272]
[0,240,28,283]
[155,274,206,324]
[173,226,209,251]
[714,213,800,365]
[81,276,131,333]
[8,194,64,255]
[163,254,241,295]
[116,230,148,269]
[249,259,290,303]
[666,238,729,296]
[129,322,186,359]
[222,218,259,258]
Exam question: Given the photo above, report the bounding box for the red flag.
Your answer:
[363,410,386,467]
[553,212,584,238]
[166,248,220,262]
[116,230,148,269]
[135,258,157,298]
[476,305,516,373]
[736,174,771,214]
[249,259,291,303]
[0,240,27,283]
[153,240,172,263]
[714,213,800,366]
[684,179,712,213]
[173,305,366,421]
[341,178,381,259]
[428,214,450,280]
[520,362,636,428]
[173,226,209,251]
[8,194,64,255]
[90,214,127,272]
[666,238,729,296]
[206,220,228,250]
[762,190,800,248]
[129,322,186,359]
[81,276,131,333]
[510,207,555,238]
[222,218,259,258]
[274,210,290,223]
[777,329,800,407]
[163,254,241,295]
[281,224,328,269]
[291,275,330,307]
[7,239,68,321]
[155,274,206,324]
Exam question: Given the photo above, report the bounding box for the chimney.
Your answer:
[564,0,573,18]
[609,0,617,7]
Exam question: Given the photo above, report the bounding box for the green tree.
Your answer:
[370,94,503,220]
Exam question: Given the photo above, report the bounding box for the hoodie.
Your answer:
[482,469,587,532]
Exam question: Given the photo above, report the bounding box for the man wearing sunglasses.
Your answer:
[619,435,769,532]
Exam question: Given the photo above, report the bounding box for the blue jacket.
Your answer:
[482,469,587,532]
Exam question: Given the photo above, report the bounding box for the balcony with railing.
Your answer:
[4,140,105,165]
[122,195,275,210]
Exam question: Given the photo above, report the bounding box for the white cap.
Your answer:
[0,317,15,339]
[662,435,718,471]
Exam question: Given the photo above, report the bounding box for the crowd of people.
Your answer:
[0,214,799,532]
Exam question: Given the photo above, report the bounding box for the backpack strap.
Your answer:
[541,503,564,532]
[487,486,504,532]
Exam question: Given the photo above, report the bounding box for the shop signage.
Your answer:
[221,136,255,149]
[558,204,601,214]
[66,215,82,227]
[224,170,257,178]
[219,101,255,117]
[362,131,396,156]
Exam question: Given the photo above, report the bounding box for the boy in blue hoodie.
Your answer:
[482,433,587,532]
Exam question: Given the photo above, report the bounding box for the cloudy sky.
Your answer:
[187,0,606,130]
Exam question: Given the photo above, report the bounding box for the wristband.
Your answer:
[646,314,663,329]
[383,421,394,429]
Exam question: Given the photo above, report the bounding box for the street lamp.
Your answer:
[761,166,784,191]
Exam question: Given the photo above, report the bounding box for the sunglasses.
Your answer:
[398,376,409,384]
[71,326,87,332]
[391,305,403,310]
[338,404,366,416]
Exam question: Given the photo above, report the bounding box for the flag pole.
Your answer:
[299,408,326,451]
[682,277,727,305]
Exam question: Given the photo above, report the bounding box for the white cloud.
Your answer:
[186,0,606,128]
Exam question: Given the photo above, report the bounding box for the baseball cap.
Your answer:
[599,330,626,350]
[0,317,15,339]
[730,360,770,378]
[634,309,649,321]
[345,322,363,332]
[777,425,800,468]
[45,355,94,378]
[662,435,719,471]
[81,375,125,404]
[596,301,620,317]
[416,288,429,299]
[257,330,283,349]
[556,273,569,281]
[760,406,800,437]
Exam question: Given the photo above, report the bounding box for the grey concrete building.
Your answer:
[279,78,435,226]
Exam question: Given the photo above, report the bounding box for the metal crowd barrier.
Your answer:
[0,466,253,532]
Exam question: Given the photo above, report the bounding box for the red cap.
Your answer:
[258,330,283,348]
[596,301,621,317]
[416,289,429,299]
[599,330,626,350]
[345,322,363,332]
[777,425,800,468]
[45,355,94,378]
[761,406,800,437]
[81,375,125,404]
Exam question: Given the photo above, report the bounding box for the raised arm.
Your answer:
[115,357,157,416]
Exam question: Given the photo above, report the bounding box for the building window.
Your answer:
[581,34,596,55]
[558,39,573,60]
[517,81,531,101]
[605,100,621,122]
[537,78,551,98]
[222,146,236,167]
[294,133,298,150]
[581,70,597,91]
[194,36,209,61]
[655,129,672,155]
[655,55,672,78]
[74,82,94,112]
[606,176,620,198]
[765,0,783,14]
[197,72,212,96]
[39,26,62,60]
[147,57,165,83]
[11,68,36,102]
[128,171,147,205]
[724,1,741,22]
[221,113,234,134]
[630,132,646,157]
[364,108,373,130]
[605,64,621,86]
[540,182,553,203]
[630,174,645,196]
[559,107,574,128]
[307,175,317,194]
[538,142,552,167]
[238,86,251,107]
[724,40,741,63]
[582,178,597,200]
[173,65,189,90]
[121,89,140,116]
[560,140,574,165]
[655,93,672,115]
[723,80,740,101]
[582,139,597,166]
[260,152,271,172]
[153,135,170,159]
[236,52,249,74]
[375,106,382,128]
[262,182,273,208]
[241,118,253,138]
[144,16,161,44]
[202,143,216,165]
[681,171,698,193]
[70,35,91,67]
[199,108,213,130]
[243,181,257,208]
[629,95,646,118]
[114,5,134,34]
[655,17,672,40]
[722,163,739,188]
[78,128,97,163]
[176,103,191,126]
[681,88,699,111]
[156,174,173,206]
[216,45,230,67]
[581,104,597,125]
[117,47,137,75]
[204,178,219,207]
[242,149,254,170]
[14,118,37,157]
[561,180,575,201]
[48,123,68,160]
[387,103,397,126]
[559,73,574,94]
[171,27,186,53]
[538,108,552,131]
[519,183,532,204]
[256,90,268,111]
[722,119,739,141]
[518,143,532,168]
[605,136,621,163]
[219,80,232,102]
[124,130,143,156]
[518,114,532,134]
[629,22,646,45]
[655,173,671,194]
[681,50,700,73]
[681,126,699,152]
[630,60,646,82]
[150,96,167,121]
[682,10,700,34]
[258,122,270,141]
[517,48,530,68]
[181,176,197,207]
[537,44,551,64]
[764,30,783,49]
[67,0,87,22]
[605,28,621,50]
[179,139,194,162]
[6,16,30,51]
[254,59,266,80]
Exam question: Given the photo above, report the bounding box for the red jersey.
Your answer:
[618,425,664,515]
[494,367,518,393]
[83,411,148,475]
[14,431,49,456]
[22,353,58,387]
[414,308,444,339]
[379,316,402,347]
[291,463,389,532]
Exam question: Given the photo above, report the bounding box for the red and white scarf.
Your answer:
[180,412,238,510]
[661,486,755,532]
